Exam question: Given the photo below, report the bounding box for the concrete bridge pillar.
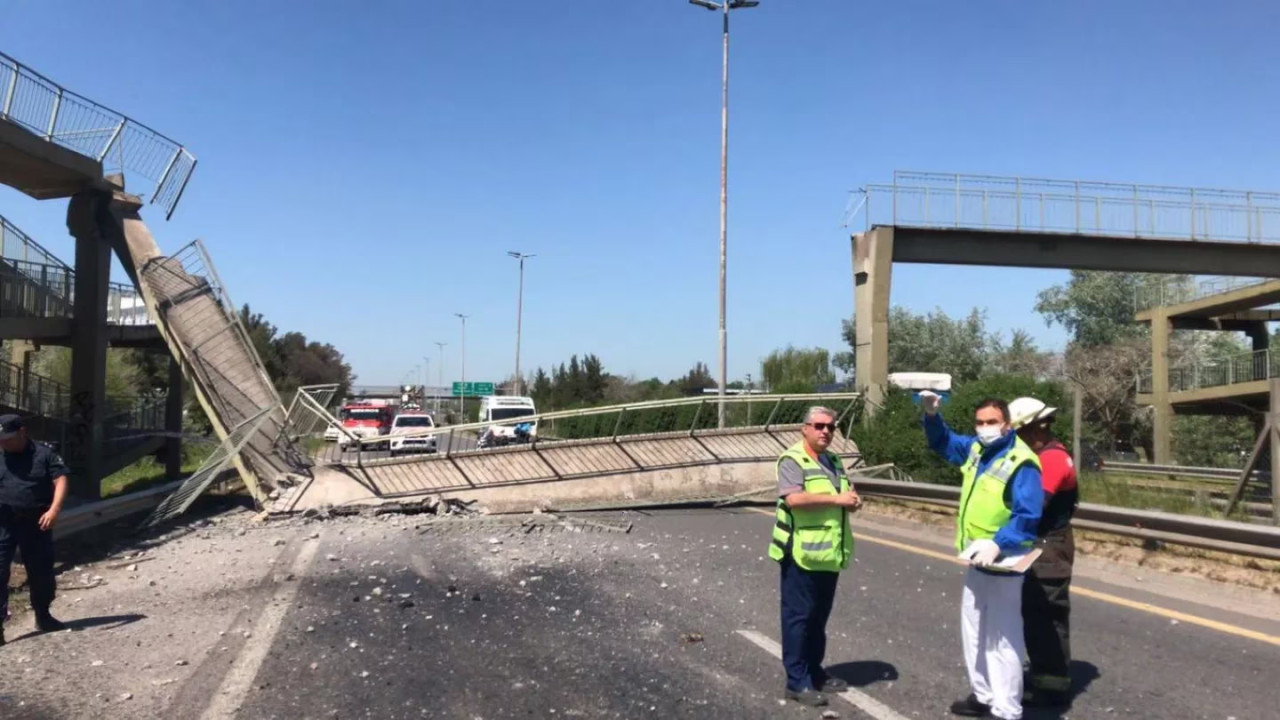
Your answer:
[853,227,893,409]
[65,190,112,500]
[1150,309,1172,465]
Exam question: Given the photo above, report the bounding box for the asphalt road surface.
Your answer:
[1,507,1277,719]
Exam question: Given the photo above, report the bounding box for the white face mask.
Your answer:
[975,425,1005,446]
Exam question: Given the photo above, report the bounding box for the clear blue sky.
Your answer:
[2,1,1278,387]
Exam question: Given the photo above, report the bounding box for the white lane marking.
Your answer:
[198,538,322,720]
[735,629,912,720]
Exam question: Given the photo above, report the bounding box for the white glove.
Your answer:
[918,390,941,415]
[963,539,1001,567]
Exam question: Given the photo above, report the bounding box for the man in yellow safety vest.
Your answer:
[767,406,861,708]
[920,393,1044,720]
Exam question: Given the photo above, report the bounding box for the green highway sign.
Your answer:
[451,381,495,397]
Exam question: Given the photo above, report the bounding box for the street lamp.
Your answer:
[434,341,447,416]
[454,313,469,417]
[688,0,759,428]
[507,251,535,396]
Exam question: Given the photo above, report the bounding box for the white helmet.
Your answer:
[1008,396,1057,430]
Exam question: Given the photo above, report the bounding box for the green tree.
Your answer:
[990,329,1053,378]
[761,346,835,393]
[676,361,716,396]
[33,347,142,407]
[1035,271,1180,346]
[530,368,552,407]
[835,307,995,383]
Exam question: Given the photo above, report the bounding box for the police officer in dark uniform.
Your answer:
[1009,397,1078,707]
[0,414,69,646]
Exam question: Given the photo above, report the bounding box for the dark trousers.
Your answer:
[1022,528,1074,692]
[779,557,839,692]
[0,505,57,625]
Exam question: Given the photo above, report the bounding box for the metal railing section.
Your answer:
[1133,275,1276,311]
[0,357,68,418]
[142,407,274,527]
[0,50,197,219]
[1,214,70,269]
[1137,348,1280,394]
[850,171,1280,244]
[0,258,152,325]
[308,393,863,467]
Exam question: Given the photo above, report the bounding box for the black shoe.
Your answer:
[784,688,828,707]
[0,628,6,646]
[949,694,992,717]
[35,614,66,633]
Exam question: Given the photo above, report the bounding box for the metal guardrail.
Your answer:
[852,479,1280,561]
[0,50,196,219]
[1101,461,1265,484]
[1137,348,1279,394]
[1133,275,1275,312]
[850,171,1280,244]
[52,479,182,540]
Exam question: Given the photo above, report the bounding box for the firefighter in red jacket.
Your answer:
[1008,397,1078,707]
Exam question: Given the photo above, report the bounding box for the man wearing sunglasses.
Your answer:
[767,406,861,708]
[919,392,1043,720]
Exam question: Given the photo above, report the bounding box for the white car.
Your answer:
[323,423,341,442]
[388,413,438,456]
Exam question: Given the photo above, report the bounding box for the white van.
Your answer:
[477,395,537,448]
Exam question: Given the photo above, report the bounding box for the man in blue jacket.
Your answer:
[919,393,1043,720]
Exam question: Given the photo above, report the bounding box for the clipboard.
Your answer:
[958,543,1042,574]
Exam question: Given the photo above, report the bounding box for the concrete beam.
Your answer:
[0,317,73,340]
[1150,311,1172,465]
[1135,280,1280,322]
[1138,379,1272,408]
[0,321,164,348]
[1168,316,1280,331]
[888,226,1280,277]
[0,118,104,199]
[853,227,893,408]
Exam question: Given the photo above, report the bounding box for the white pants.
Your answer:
[961,568,1026,720]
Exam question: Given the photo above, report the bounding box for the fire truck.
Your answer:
[336,400,396,450]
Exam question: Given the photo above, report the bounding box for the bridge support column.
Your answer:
[1150,309,1172,465]
[165,355,184,479]
[66,190,113,500]
[853,227,893,409]
[1271,380,1280,526]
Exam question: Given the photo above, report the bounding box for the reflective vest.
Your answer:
[955,436,1041,552]
[768,442,853,572]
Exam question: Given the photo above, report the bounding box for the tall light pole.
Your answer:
[434,341,447,416]
[689,0,758,427]
[507,251,535,396]
[454,313,469,418]
[421,356,429,402]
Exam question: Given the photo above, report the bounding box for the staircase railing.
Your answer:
[1,50,197,219]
